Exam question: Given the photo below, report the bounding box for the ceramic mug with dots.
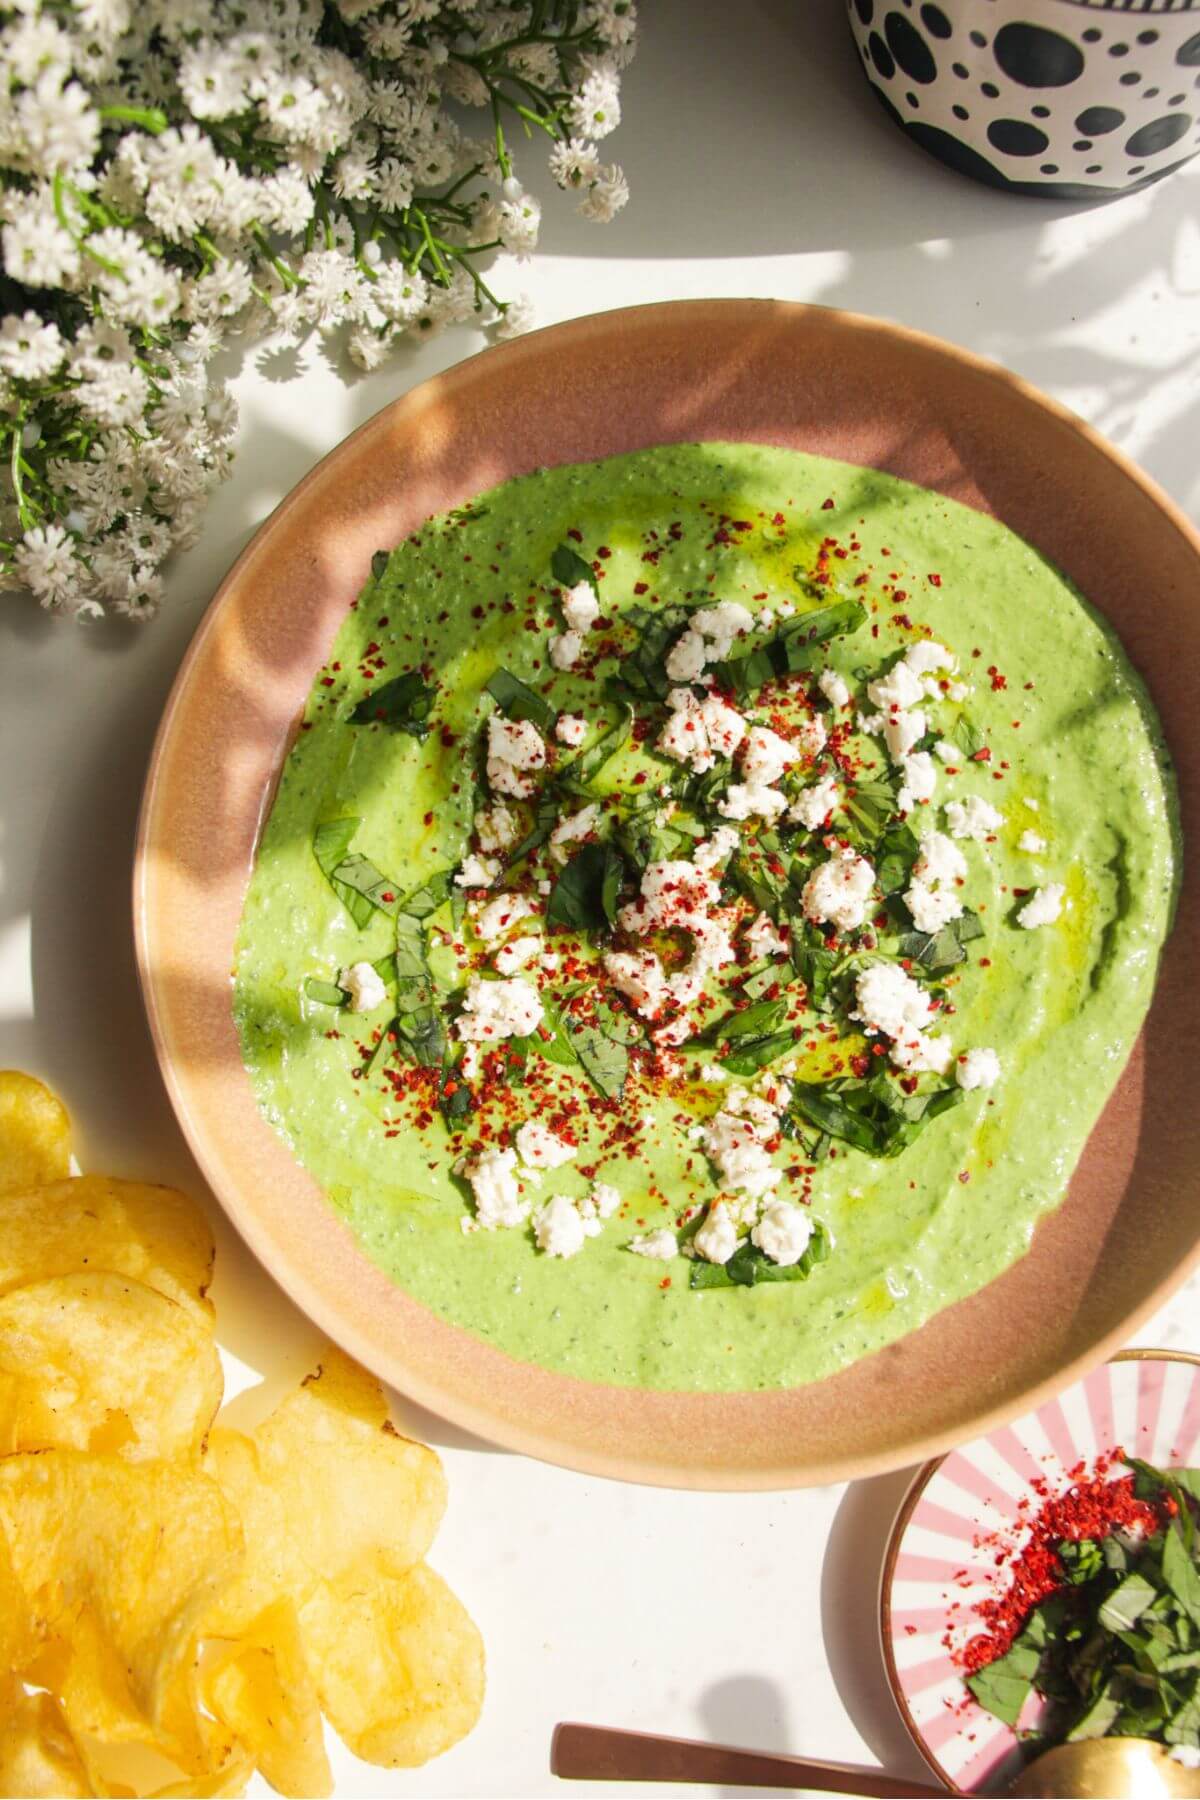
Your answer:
[846,0,1200,198]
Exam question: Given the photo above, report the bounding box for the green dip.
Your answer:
[233,443,1178,1393]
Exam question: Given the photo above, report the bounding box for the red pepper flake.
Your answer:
[320,675,335,688]
[659,1277,672,1290]
[928,573,942,587]
[471,604,484,619]
[633,581,648,595]
[987,665,1008,692]
[972,748,992,763]
[423,811,433,827]
[567,527,583,542]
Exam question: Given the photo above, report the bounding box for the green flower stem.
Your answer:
[99,103,169,135]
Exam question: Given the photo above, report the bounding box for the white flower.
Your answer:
[2,207,80,288]
[548,136,601,189]
[495,292,535,340]
[14,521,78,607]
[567,68,622,140]
[578,162,629,222]
[0,311,65,380]
[3,18,75,87]
[374,156,415,212]
[75,361,151,429]
[17,76,101,176]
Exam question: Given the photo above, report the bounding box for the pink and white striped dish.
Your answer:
[880,1353,1200,1796]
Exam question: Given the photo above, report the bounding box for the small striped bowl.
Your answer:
[880,1351,1200,1795]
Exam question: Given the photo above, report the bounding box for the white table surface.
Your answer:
[3,3,1199,1795]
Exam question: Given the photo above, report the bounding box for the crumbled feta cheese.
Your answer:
[585,1182,621,1221]
[852,962,935,1041]
[455,852,500,889]
[904,639,956,678]
[867,659,926,714]
[562,580,599,633]
[692,825,740,873]
[789,774,840,830]
[751,1200,813,1267]
[628,1228,679,1261]
[657,686,747,773]
[802,844,876,933]
[540,951,560,972]
[338,961,387,1013]
[549,803,600,864]
[474,802,519,853]
[795,715,827,759]
[533,1194,589,1259]
[1025,797,1040,812]
[757,607,776,630]
[947,681,969,702]
[487,715,546,798]
[703,1090,783,1199]
[1018,883,1066,929]
[777,599,796,618]
[537,878,551,896]
[883,706,928,765]
[717,780,788,823]
[456,974,543,1041]
[494,935,540,975]
[858,711,884,737]
[516,1120,577,1170]
[603,948,668,1018]
[653,1015,692,1047]
[699,1062,727,1082]
[694,1201,741,1265]
[555,713,587,747]
[744,911,789,961]
[945,794,1003,841]
[463,1146,528,1230]
[663,626,708,683]
[549,630,583,670]
[473,892,534,943]
[957,1047,1001,1090]
[905,831,968,934]
[890,1031,953,1075]
[1018,829,1047,854]
[1169,1747,1200,1772]
[663,601,755,682]
[619,858,720,937]
[897,750,937,813]
[818,667,851,709]
[934,740,960,765]
[740,723,796,787]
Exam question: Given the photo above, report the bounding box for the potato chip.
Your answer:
[204,1347,445,1636]
[0,1175,215,1324]
[0,1069,71,1195]
[0,1676,91,1798]
[300,1560,484,1769]
[0,1450,242,1773]
[203,1599,331,1799]
[0,1272,223,1462]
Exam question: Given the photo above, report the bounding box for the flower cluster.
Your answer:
[0,0,636,620]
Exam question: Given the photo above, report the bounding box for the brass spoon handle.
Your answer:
[551,1721,946,1797]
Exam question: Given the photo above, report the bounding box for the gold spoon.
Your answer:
[551,1722,1200,1797]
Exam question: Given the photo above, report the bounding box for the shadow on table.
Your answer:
[821,1465,936,1786]
[698,1674,795,1798]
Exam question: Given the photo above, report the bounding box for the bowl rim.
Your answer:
[134,296,1200,1490]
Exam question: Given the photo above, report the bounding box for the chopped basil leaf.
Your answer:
[712,600,866,699]
[506,790,559,868]
[550,542,595,591]
[557,705,632,793]
[1099,1572,1159,1635]
[485,668,557,732]
[953,711,986,758]
[305,978,348,1007]
[365,1020,396,1077]
[330,852,401,917]
[694,997,789,1047]
[350,669,437,737]
[897,908,985,974]
[370,550,389,580]
[1164,1524,1200,1629]
[840,775,898,848]
[966,1636,1041,1728]
[874,820,921,896]
[741,962,793,1003]
[397,868,455,920]
[689,1221,830,1290]
[787,1074,964,1160]
[791,929,840,1012]
[728,852,788,922]
[719,1031,796,1075]
[561,1010,628,1100]
[545,842,625,934]
[313,817,375,930]
[438,1058,474,1130]
[607,604,695,705]
[533,993,581,1068]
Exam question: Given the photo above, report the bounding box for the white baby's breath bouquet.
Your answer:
[0,0,635,621]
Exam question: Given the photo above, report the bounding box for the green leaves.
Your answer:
[350,669,438,737]
[551,542,595,591]
[399,868,455,920]
[557,705,632,793]
[304,978,348,1007]
[720,1033,796,1075]
[545,842,626,933]
[967,1636,1041,1728]
[712,600,866,701]
[485,668,556,732]
[691,996,796,1074]
[787,1074,964,1160]
[874,820,921,897]
[897,908,985,974]
[559,1003,632,1100]
[607,603,694,705]
[312,818,400,929]
[967,1455,1200,1757]
[689,1221,830,1290]
[370,550,389,581]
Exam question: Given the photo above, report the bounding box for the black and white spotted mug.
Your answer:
[847,0,1200,197]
